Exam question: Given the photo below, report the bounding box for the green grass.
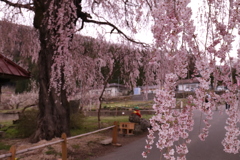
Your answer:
[70,115,130,135]
[45,146,61,156]
[0,97,192,136]
[102,100,154,109]
[71,144,80,150]
[142,114,154,119]
[1,99,156,138]
[70,114,154,136]
[0,142,11,150]
[1,114,154,138]
[4,127,19,138]
[0,121,19,138]
[0,121,13,132]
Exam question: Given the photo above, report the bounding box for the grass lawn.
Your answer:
[0,142,11,150]
[101,100,154,109]
[0,113,154,141]
[70,114,153,136]
[0,97,156,139]
[1,98,189,139]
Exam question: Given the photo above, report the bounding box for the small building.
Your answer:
[141,85,160,94]
[89,83,129,98]
[177,79,200,92]
[0,54,30,80]
[215,85,226,91]
[133,87,141,95]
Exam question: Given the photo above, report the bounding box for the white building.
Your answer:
[141,85,160,94]
[89,83,129,98]
[177,79,200,92]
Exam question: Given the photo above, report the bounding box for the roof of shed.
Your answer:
[0,54,30,80]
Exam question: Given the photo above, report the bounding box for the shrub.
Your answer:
[4,127,19,138]
[70,112,85,129]
[103,106,107,109]
[4,110,85,138]
[15,109,38,138]
[0,142,11,150]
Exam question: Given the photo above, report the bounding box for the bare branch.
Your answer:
[146,0,153,10]
[83,19,149,47]
[21,103,38,115]
[0,0,34,11]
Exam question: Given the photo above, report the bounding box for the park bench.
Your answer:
[118,122,135,135]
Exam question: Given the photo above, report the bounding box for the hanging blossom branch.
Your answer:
[143,0,240,159]
[142,1,197,159]
[47,0,77,94]
[201,0,240,154]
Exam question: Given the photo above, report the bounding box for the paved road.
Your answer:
[92,107,240,160]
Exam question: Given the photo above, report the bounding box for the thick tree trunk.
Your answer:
[30,0,77,142]
[30,33,70,142]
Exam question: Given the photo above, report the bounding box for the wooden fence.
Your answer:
[0,121,119,160]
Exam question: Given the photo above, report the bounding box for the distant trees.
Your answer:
[0,21,39,93]
[8,90,38,110]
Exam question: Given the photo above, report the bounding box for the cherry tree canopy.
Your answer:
[0,0,240,159]
[0,0,152,142]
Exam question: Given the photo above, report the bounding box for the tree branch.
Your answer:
[21,103,38,115]
[83,19,149,47]
[146,0,153,10]
[0,0,34,11]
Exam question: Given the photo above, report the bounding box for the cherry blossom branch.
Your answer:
[145,0,153,10]
[97,67,114,128]
[204,1,211,55]
[21,103,38,115]
[0,0,34,11]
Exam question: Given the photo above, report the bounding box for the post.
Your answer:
[112,121,118,145]
[61,133,67,160]
[8,145,16,160]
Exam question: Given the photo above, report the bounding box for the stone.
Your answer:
[129,114,151,132]
[139,118,151,131]
[100,137,113,145]
[129,114,141,123]
[133,124,143,134]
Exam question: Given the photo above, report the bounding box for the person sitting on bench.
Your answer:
[132,106,141,118]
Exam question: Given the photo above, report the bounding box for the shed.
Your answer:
[0,54,31,101]
[177,78,199,92]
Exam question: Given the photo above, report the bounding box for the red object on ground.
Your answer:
[133,109,141,118]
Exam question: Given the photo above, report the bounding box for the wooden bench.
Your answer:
[119,122,135,135]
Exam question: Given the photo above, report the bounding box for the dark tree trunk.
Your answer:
[30,47,70,142]
[30,0,78,142]
[97,71,114,128]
